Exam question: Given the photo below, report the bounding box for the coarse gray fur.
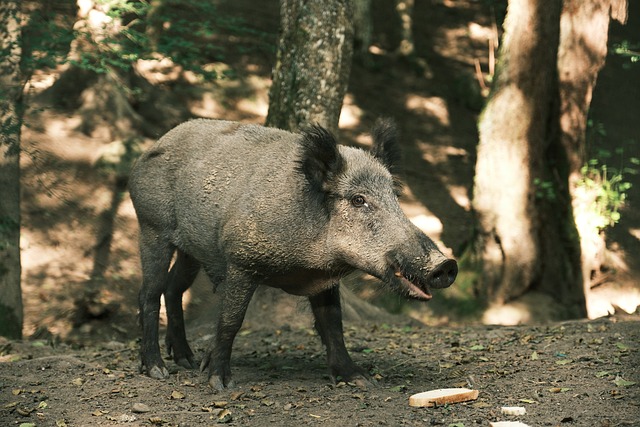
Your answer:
[129,118,457,390]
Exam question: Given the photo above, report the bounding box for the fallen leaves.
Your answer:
[613,376,636,387]
[0,319,636,427]
[548,387,571,393]
[170,390,185,400]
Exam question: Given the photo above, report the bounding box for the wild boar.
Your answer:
[129,118,457,390]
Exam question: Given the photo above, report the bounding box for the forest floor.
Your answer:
[1,316,639,426]
[2,0,640,426]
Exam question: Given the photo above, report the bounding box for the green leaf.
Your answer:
[615,342,629,351]
[555,359,573,365]
[595,371,610,378]
[530,351,539,360]
[614,376,636,387]
[469,344,485,351]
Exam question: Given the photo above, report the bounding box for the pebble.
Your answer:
[132,402,151,413]
[501,406,526,415]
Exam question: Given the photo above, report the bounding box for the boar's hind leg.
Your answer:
[165,250,201,369]
[138,228,175,380]
[200,267,258,391]
[309,286,370,387]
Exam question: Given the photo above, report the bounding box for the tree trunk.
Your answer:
[265,0,353,134]
[353,0,372,55]
[0,1,24,339]
[395,0,415,56]
[472,0,587,321]
[557,0,628,311]
[559,0,627,178]
[259,0,394,325]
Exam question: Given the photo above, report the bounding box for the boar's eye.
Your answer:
[351,195,367,208]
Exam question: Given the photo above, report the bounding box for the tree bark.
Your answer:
[472,0,587,320]
[557,0,628,306]
[395,0,415,56]
[265,0,353,134]
[0,1,24,339]
[559,0,627,178]
[353,0,372,55]
[260,0,395,324]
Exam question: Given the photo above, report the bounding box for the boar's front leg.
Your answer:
[200,267,258,391]
[309,285,370,387]
[165,250,201,369]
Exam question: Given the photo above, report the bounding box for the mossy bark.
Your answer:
[266,0,354,135]
[0,1,24,339]
[557,0,628,305]
[472,0,587,319]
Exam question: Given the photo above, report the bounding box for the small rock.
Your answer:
[132,403,151,413]
[501,406,526,415]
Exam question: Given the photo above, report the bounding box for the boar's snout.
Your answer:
[427,259,458,289]
[387,253,458,301]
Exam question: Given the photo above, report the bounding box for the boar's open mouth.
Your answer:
[391,267,433,301]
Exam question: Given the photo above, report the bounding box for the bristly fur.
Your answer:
[370,118,404,194]
[296,124,345,193]
[370,117,402,176]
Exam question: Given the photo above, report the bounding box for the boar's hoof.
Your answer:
[147,365,169,380]
[208,375,234,391]
[350,376,373,390]
[332,365,373,389]
[175,356,199,370]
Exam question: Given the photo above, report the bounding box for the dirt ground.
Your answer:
[2,0,640,426]
[1,316,639,426]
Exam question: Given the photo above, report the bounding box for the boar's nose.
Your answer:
[427,259,458,289]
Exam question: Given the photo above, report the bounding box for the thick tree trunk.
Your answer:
[0,1,24,339]
[557,0,628,309]
[472,0,587,320]
[265,0,353,134]
[559,0,627,178]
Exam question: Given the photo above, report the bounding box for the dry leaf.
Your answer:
[170,390,185,400]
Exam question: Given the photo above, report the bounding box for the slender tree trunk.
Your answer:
[395,0,414,56]
[353,0,372,55]
[0,1,24,339]
[557,0,628,308]
[265,0,353,134]
[472,0,587,320]
[258,0,394,325]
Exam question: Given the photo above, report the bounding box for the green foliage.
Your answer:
[613,40,640,68]
[579,119,639,231]
[533,178,557,201]
[21,8,75,73]
[577,157,636,230]
[24,0,264,80]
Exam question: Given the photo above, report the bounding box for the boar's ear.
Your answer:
[371,118,401,174]
[298,124,344,191]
